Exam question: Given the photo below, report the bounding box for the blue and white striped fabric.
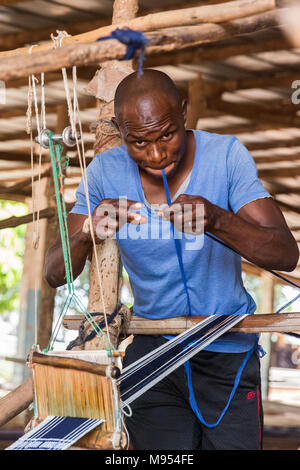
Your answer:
[6,416,104,450]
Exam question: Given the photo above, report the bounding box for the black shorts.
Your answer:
[122,335,263,450]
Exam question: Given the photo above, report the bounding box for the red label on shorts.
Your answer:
[247,391,256,400]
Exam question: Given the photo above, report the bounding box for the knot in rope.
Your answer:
[51,30,71,48]
[97,27,149,75]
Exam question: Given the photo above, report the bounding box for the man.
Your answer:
[44,70,299,450]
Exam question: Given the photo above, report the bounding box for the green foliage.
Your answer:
[242,271,297,313]
[242,272,262,312]
[0,201,27,315]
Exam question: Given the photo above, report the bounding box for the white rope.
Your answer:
[51,31,112,349]
[27,45,44,344]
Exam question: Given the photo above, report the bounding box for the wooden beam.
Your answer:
[0,0,30,4]
[0,97,96,119]
[254,153,300,164]
[246,138,300,152]
[211,100,300,127]
[0,378,33,429]
[258,165,300,178]
[145,36,292,67]
[0,18,110,54]
[263,181,300,196]
[0,10,283,81]
[203,72,300,100]
[0,167,51,194]
[0,0,275,59]
[62,313,300,334]
[3,66,97,89]
[275,199,300,216]
[0,152,46,164]
[0,207,56,230]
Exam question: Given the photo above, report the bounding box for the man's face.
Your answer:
[116,92,187,179]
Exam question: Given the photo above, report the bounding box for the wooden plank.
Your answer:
[63,313,300,334]
[0,10,282,81]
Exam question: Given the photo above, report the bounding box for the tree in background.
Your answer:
[0,201,27,316]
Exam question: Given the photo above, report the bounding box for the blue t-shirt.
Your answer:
[71,130,270,352]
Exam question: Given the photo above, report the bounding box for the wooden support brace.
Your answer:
[63,313,300,335]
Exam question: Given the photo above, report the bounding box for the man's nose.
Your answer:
[149,143,165,163]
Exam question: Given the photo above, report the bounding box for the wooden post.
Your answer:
[186,75,207,130]
[259,272,275,400]
[88,0,138,316]
[15,176,48,384]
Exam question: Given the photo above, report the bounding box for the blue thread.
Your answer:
[97,27,149,75]
[161,169,192,316]
[184,341,257,428]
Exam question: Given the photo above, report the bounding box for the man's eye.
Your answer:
[135,140,147,147]
[161,132,173,141]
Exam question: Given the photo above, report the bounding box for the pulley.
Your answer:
[35,126,81,149]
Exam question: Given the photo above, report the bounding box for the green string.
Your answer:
[45,132,115,355]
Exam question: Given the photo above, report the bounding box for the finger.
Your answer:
[158,203,183,219]
[127,212,147,225]
[117,199,143,210]
[94,217,115,239]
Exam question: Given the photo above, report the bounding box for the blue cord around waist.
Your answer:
[184,341,264,428]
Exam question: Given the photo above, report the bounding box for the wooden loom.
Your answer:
[1,0,299,450]
[28,348,126,450]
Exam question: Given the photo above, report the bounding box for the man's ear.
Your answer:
[181,99,188,124]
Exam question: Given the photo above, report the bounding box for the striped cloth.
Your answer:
[6,416,104,450]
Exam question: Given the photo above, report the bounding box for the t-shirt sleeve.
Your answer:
[70,157,104,215]
[227,138,271,213]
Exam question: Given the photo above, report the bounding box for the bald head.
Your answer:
[114,69,181,121]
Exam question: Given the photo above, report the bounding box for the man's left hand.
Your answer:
[158,194,218,234]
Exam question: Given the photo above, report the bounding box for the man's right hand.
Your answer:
[88,198,147,240]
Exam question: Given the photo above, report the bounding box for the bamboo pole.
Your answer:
[0,0,275,60]
[0,10,283,82]
[0,378,33,428]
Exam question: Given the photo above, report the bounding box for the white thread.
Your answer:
[52,31,112,348]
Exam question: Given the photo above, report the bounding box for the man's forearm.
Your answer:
[211,206,299,272]
[44,231,93,288]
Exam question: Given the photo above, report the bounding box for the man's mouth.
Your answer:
[144,161,176,175]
